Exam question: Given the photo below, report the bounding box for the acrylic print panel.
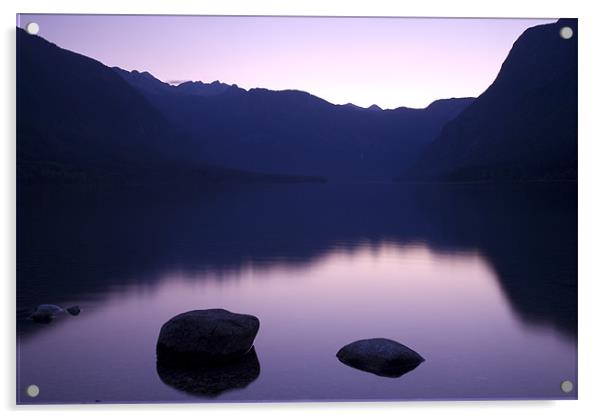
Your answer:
[16,14,577,404]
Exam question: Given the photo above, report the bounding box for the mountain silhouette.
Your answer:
[115,67,473,180]
[404,19,577,182]
[112,68,233,97]
[16,28,322,184]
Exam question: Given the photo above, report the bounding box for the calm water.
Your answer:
[16,182,577,403]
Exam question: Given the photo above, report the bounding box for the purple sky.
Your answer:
[17,15,555,109]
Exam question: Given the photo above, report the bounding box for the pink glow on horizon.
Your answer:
[17,15,555,109]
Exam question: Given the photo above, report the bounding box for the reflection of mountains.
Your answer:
[17,183,576,336]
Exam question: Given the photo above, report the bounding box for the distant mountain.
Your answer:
[115,68,473,180]
[17,27,474,183]
[16,28,322,184]
[113,67,233,97]
[174,80,232,96]
[404,19,577,182]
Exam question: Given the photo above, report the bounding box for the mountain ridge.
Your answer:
[16,28,324,184]
[114,66,473,180]
[116,65,472,112]
[403,18,577,182]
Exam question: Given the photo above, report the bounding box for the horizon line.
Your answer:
[117,65,476,111]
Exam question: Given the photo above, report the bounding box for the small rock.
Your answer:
[66,305,81,316]
[336,338,424,377]
[35,304,63,314]
[30,304,64,323]
[156,309,260,367]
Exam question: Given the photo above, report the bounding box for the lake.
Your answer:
[16,182,577,403]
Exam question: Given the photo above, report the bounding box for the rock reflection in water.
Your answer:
[156,347,260,397]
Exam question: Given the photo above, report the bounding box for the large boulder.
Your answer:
[156,309,260,367]
[157,347,260,397]
[336,338,424,377]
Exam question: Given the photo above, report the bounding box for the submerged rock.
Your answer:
[336,338,424,377]
[30,304,64,323]
[156,309,260,367]
[157,347,260,397]
[66,305,81,316]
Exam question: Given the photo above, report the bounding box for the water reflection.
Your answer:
[17,182,577,337]
[16,182,577,402]
[16,241,576,403]
[157,347,261,397]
